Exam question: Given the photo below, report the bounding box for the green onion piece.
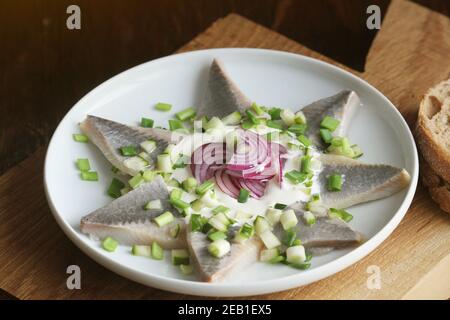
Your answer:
[280,209,298,230]
[239,223,254,239]
[221,111,242,125]
[190,214,207,232]
[266,120,283,130]
[128,174,144,189]
[179,264,194,275]
[300,155,312,174]
[76,158,91,172]
[140,140,156,153]
[284,170,307,184]
[327,174,343,191]
[351,144,364,158]
[168,119,185,131]
[140,117,154,128]
[254,216,271,235]
[274,203,287,210]
[145,199,162,210]
[238,188,250,203]
[282,229,297,247]
[320,116,340,132]
[245,110,260,125]
[102,237,118,252]
[170,188,182,201]
[292,239,302,246]
[151,242,164,260]
[297,135,311,147]
[303,212,316,226]
[73,133,89,143]
[320,128,333,144]
[120,145,138,156]
[212,205,230,214]
[208,239,231,258]
[290,262,311,270]
[268,107,282,120]
[182,177,198,192]
[280,109,295,126]
[132,245,152,257]
[120,187,131,195]
[142,170,157,182]
[157,154,172,173]
[173,155,188,169]
[155,102,172,111]
[167,178,181,187]
[170,198,190,210]
[154,211,175,227]
[251,102,265,116]
[287,124,307,136]
[329,208,353,222]
[294,111,307,125]
[107,178,125,198]
[269,255,285,264]
[208,230,227,241]
[190,199,203,212]
[170,224,181,238]
[241,120,254,129]
[195,180,215,195]
[175,107,196,121]
[171,249,190,265]
[80,171,99,181]
[204,117,224,131]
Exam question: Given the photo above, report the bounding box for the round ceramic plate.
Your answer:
[44,48,418,297]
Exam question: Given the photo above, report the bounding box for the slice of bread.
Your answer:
[415,79,450,183]
[420,157,450,214]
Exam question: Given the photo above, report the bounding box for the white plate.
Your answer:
[44,48,418,297]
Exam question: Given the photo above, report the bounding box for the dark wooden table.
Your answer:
[1,0,450,300]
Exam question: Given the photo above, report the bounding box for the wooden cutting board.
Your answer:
[0,0,449,300]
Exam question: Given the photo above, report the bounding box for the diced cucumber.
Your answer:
[132,245,151,257]
[171,249,190,265]
[280,209,298,230]
[151,242,164,260]
[259,230,281,249]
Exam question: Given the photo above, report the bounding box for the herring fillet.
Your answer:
[197,59,252,118]
[318,154,411,209]
[80,115,182,176]
[80,176,186,249]
[300,90,360,149]
[186,227,263,282]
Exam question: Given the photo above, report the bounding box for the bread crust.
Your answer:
[415,79,450,184]
[420,157,450,215]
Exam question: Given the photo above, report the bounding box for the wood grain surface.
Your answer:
[0,0,449,299]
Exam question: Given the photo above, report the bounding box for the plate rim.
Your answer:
[44,48,419,297]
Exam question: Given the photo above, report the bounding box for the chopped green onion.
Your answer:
[124,156,148,172]
[157,154,172,173]
[190,199,203,212]
[254,216,271,235]
[73,133,89,143]
[269,255,285,264]
[175,107,196,121]
[274,203,287,210]
[212,205,230,214]
[285,170,307,184]
[182,177,198,193]
[120,145,138,156]
[303,212,316,226]
[320,128,333,144]
[351,144,363,158]
[80,171,99,181]
[238,188,250,203]
[190,214,207,232]
[260,248,280,262]
[170,189,182,201]
[155,102,172,111]
[294,111,307,125]
[170,197,190,210]
[208,239,231,258]
[120,186,131,195]
[327,174,343,191]
[259,230,281,249]
[320,116,340,132]
[195,180,215,195]
[251,102,265,116]
[173,155,188,169]
[268,107,282,120]
[151,242,164,260]
[145,199,162,210]
[282,229,297,247]
[266,120,283,130]
[168,119,185,131]
[140,117,154,128]
[245,110,260,125]
[222,111,242,125]
[280,209,298,230]
[204,117,224,131]
[292,239,302,246]
[208,230,227,241]
[288,124,307,135]
[265,208,283,226]
[154,211,175,227]
[179,264,194,275]
[297,135,311,147]
[239,223,255,239]
[208,214,229,232]
[300,155,312,174]
[142,169,157,182]
[107,178,125,198]
[140,140,156,153]
[132,245,151,257]
[166,178,180,188]
[170,224,181,238]
[128,174,144,189]
[286,245,306,264]
[329,208,353,222]
[241,120,254,129]
[172,249,190,265]
[102,237,118,252]
[280,109,295,126]
[76,158,91,172]
[290,262,311,270]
